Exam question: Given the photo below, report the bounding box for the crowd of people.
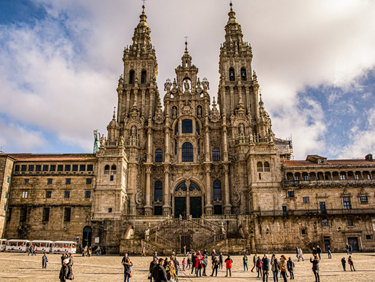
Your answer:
[59,253,74,282]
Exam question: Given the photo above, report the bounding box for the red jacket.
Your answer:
[195,254,202,269]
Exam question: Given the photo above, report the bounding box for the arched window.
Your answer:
[182,119,193,133]
[104,165,110,174]
[257,162,263,172]
[129,70,135,85]
[241,68,246,81]
[154,181,162,202]
[213,180,222,201]
[196,122,200,135]
[175,139,177,155]
[264,162,270,172]
[155,149,163,163]
[141,70,147,84]
[212,148,220,161]
[229,68,235,81]
[182,142,193,162]
[111,165,117,174]
[198,140,200,155]
[175,123,178,135]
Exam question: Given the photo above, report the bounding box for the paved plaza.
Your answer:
[0,252,375,281]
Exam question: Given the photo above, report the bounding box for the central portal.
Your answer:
[175,197,186,218]
[174,181,203,218]
[190,197,202,218]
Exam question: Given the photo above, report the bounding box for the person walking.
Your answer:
[67,253,74,280]
[153,258,168,282]
[149,257,158,281]
[271,254,279,282]
[202,254,208,276]
[210,256,220,277]
[173,256,180,278]
[348,256,356,271]
[219,252,224,270]
[182,257,186,271]
[42,252,48,268]
[295,247,300,262]
[316,246,322,260]
[341,257,346,271]
[346,244,349,255]
[299,248,304,261]
[327,245,332,259]
[142,246,146,256]
[287,257,295,280]
[225,255,233,277]
[123,258,133,282]
[187,255,191,270]
[262,254,270,282]
[348,244,353,255]
[195,252,202,277]
[190,252,196,275]
[59,259,69,282]
[251,252,258,272]
[310,255,320,282]
[279,255,288,282]
[183,246,186,257]
[28,245,33,256]
[256,256,263,278]
[243,254,248,271]
[166,260,177,281]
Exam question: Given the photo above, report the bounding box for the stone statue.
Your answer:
[197,106,202,116]
[172,107,177,117]
[131,126,137,137]
[239,123,245,134]
[119,136,124,146]
[184,79,190,91]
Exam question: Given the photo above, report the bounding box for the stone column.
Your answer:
[205,164,213,215]
[125,90,130,117]
[224,165,232,214]
[186,190,190,216]
[230,86,234,115]
[253,84,260,121]
[163,165,171,215]
[144,166,152,215]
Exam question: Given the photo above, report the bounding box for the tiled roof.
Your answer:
[0,153,96,162]
[283,159,375,167]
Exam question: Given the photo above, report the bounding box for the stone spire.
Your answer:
[223,1,244,50]
[129,4,153,55]
[181,40,192,69]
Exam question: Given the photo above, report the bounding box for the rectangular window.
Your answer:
[6,208,12,222]
[28,165,34,172]
[360,196,368,203]
[72,165,78,171]
[21,165,27,172]
[86,178,92,184]
[110,175,114,181]
[64,191,70,198]
[154,206,163,216]
[287,191,294,198]
[347,218,353,226]
[64,208,71,222]
[20,207,27,222]
[65,164,71,171]
[24,179,29,185]
[7,176,10,183]
[303,196,310,204]
[79,164,86,171]
[43,165,49,171]
[301,229,307,235]
[108,208,112,213]
[50,165,56,171]
[320,202,326,214]
[181,119,193,133]
[340,174,346,180]
[46,191,52,198]
[322,219,328,226]
[282,205,288,216]
[22,191,28,198]
[355,174,359,180]
[57,165,63,171]
[304,175,309,181]
[366,235,372,240]
[343,196,351,209]
[15,165,20,172]
[294,175,299,180]
[5,192,8,199]
[35,165,41,172]
[3,204,6,211]
[66,178,71,185]
[42,208,50,222]
[87,164,93,171]
[47,178,53,184]
[85,191,91,198]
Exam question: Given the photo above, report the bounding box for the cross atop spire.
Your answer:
[230,0,233,11]
[184,36,189,52]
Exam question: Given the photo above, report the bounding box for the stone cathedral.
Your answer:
[0,4,374,255]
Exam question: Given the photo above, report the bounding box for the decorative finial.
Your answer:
[230,0,233,11]
[184,36,188,51]
[142,0,146,13]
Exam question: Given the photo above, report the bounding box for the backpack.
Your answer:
[259,261,263,268]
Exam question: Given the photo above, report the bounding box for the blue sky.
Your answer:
[0,0,375,160]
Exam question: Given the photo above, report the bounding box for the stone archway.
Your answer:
[174,180,202,218]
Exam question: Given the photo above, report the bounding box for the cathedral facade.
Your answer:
[0,4,374,254]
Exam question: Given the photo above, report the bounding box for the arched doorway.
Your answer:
[174,181,202,218]
[82,226,92,247]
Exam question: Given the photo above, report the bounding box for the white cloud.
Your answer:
[0,0,375,158]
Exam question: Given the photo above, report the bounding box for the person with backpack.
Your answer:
[210,256,220,277]
[123,258,133,282]
[42,252,48,268]
[257,256,263,278]
[287,257,295,280]
[348,256,356,271]
[225,255,233,277]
